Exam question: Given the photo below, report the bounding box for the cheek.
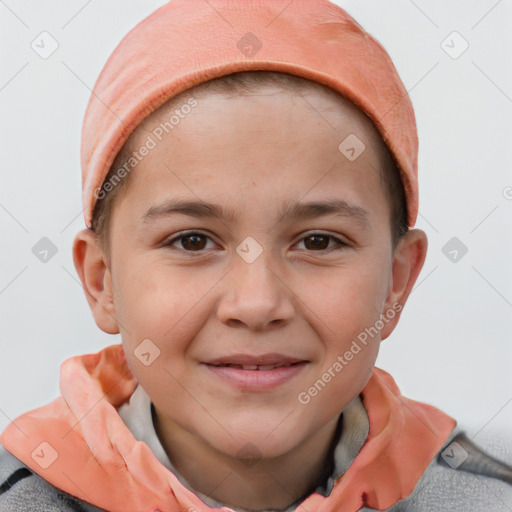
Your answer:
[303,271,384,415]
[114,263,205,412]
[113,261,214,354]
[301,262,388,338]
[300,261,388,402]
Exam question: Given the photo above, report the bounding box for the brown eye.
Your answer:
[296,233,347,252]
[165,231,215,252]
[303,235,330,250]
[180,234,207,251]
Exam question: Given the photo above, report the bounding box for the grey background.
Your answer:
[1,0,511,452]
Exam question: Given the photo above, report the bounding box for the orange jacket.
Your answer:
[0,344,458,511]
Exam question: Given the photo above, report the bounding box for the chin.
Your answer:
[207,422,304,461]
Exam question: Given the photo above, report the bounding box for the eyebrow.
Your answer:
[141,198,369,227]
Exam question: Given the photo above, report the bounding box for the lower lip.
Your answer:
[202,362,308,391]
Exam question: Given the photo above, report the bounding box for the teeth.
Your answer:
[214,363,297,370]
[241,364,290,370]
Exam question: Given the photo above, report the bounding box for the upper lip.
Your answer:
[204,353,306,366]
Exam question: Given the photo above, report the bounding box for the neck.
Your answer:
[152,406,342,511]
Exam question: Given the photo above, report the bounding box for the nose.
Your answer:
[216,249,295,331]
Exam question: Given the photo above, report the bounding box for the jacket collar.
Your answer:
[0,344,456,511]
[117,383,370,510]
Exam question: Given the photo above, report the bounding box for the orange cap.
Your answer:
[81,0,419,229]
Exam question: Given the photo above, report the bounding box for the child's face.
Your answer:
[92,85,411,459]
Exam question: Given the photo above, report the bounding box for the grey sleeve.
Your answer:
[389,461,512,512]
[364,429,512,512]
[0,445,103,512]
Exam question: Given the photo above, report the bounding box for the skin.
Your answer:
[73,84,427,511]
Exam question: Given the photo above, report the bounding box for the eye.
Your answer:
[295,232,348,252]
[164,231,217,252]
[163,231,349,254]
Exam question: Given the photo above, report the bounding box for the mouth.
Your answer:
[202,354,308,391]
[207,361,304,371]
[204,353,306,368]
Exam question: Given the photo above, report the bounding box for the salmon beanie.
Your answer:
[80,0,419,229]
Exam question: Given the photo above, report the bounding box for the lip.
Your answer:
[202,354,308,391]
[205,353,305,367]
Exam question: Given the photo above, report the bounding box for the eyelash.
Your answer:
[163,230,348,255]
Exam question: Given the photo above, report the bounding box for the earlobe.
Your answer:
[380,229,428,340]
[72,228,120,335]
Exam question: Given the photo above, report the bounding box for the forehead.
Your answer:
[115,83,392,226]
[134,80,387,154]
[140,82,384,149]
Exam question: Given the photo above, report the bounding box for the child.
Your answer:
[1,1,511,511]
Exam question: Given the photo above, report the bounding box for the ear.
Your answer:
[380,229,428,340]
[72,228,120,334]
